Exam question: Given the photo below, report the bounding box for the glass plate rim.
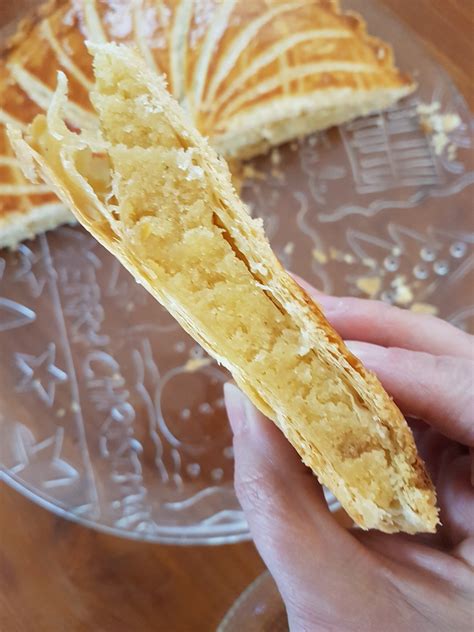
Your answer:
[1,469,252,545]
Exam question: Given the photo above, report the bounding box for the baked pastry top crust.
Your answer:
[1,0,415,247]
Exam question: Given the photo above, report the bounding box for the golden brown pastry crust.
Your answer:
[10,43,437,534]
[1,0,415,247]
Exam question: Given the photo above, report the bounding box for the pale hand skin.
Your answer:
[224,279,474,632]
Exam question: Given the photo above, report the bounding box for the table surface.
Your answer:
[1,1,473,631]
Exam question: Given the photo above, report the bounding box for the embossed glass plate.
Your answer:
[217,572,288,632]
[1,0,473,544]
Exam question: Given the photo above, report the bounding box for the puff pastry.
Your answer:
[10,43,438,533]
[0,0,415,248]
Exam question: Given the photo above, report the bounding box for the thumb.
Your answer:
[224,383,373,625]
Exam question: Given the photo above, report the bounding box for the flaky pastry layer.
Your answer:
[9,43,437,533]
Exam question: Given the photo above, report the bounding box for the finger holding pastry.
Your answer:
[226,283,474,631]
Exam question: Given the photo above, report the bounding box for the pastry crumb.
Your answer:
[328,248,355,264]
[283,241,294,255]
[362,257,377,269]
[391,276,414,306]
[242,164,266,180]
[356,276,381,298]
[184,357,212,372]
[410,302,438,316]
[432,132,450,156]
[312,248,328,264]
[270,148,282,165]
[417,102,462,158]
[447,143,458,162]
[417,101,441,117]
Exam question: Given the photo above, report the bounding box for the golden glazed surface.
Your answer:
[0,0,414,247]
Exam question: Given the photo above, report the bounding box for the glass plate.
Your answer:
[1,0,473,544]
[217,572,287,632]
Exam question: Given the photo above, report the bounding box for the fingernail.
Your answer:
[224,382,249,435]
[345,341,383,364]
[313,294,347,314]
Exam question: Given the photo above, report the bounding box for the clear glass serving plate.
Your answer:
[1,0,473,544]
[217,571,287,632]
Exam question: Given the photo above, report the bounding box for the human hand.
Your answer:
[224,279,474,631]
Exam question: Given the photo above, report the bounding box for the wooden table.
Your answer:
[1,2,473,631]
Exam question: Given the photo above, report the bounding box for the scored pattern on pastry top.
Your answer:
[0,0,413,245]
[85,0,409,131]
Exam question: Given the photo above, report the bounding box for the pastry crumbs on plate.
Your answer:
[283,242,294,255]
[184,357,212,372]
[410,302,438,315]
[312,249,328,264]
[391,275,414,306]
[356,276,382,298]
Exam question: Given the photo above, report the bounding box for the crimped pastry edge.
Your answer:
[0,202,74,249]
